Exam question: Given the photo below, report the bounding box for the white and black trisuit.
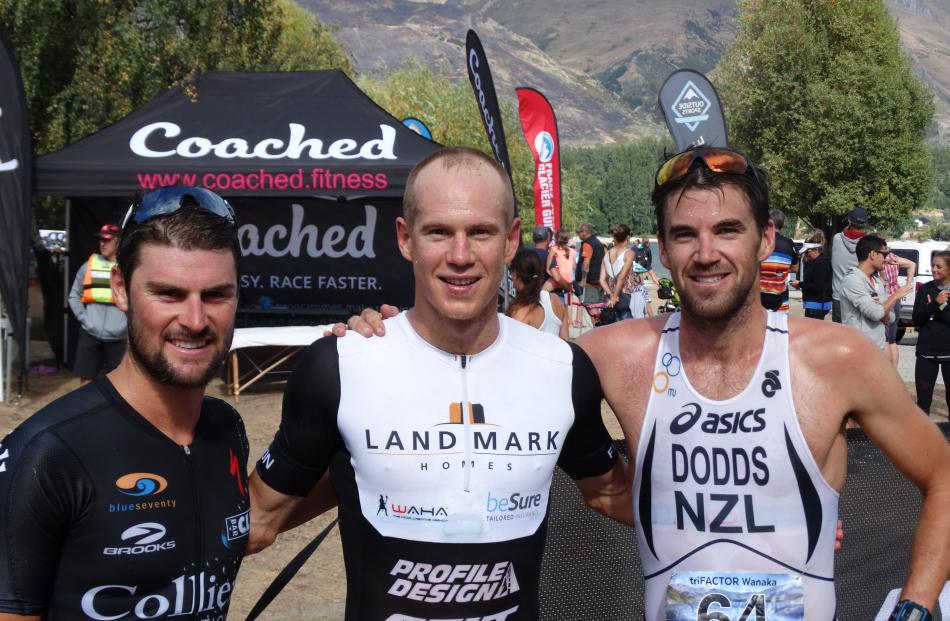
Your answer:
[257,312,617,621]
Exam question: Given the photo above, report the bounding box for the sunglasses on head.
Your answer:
[655,147,755,187]
[122,186,235,230]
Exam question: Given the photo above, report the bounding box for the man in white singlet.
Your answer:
[579,147,950,621]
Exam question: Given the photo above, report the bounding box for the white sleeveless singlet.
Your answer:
[538,290,561,335]
[634,312,839,621]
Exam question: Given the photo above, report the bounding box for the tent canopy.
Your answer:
[35,70,438,198]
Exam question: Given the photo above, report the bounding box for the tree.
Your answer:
[934,146,950,216]
[0,0,352,155]
[0,0,352,226]
[360,61,539,235]
[561,138,670,236]
[717,0,934,241]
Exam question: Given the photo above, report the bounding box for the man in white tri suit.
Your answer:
[578,147,950,621]
[248,147,631,621]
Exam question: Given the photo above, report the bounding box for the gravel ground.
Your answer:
[0,294,944,619]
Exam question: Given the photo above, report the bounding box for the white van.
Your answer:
[887,240,950,334]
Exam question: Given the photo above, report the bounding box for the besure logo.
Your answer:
[103,522,175,556]
[485,491,544,523]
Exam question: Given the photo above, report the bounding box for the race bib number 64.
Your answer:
[666,572,804,621]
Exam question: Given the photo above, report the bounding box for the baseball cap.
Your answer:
[847,207,868,226]
[798,242,821,253]
[532,226,551,243]
[97,224,121,240]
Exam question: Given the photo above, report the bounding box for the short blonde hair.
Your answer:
[402,147,515,226]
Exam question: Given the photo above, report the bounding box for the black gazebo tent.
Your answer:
[34,70,438,363]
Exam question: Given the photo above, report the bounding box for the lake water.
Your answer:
[648,240,670,280]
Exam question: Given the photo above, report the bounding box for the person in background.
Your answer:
[546,227,576,300]
[912,249,950,414]
[599,223,651,320]
[634,237,653,272]
[530,225,552,267]
[759,208,796,312]
[790,232,833,320]
[881,249,916,367]
[67,223,127,384]
[831,207,868,322]
[839,234,913,351]
[508,248,570,338]
[575,223,605,303]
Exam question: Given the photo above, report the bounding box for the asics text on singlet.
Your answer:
[634,312,839,621]
[257,313,616,620]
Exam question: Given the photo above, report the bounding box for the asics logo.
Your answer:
[670,403,766,435]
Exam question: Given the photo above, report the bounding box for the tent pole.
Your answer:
[63,198,70,367]
[0,293,5,403]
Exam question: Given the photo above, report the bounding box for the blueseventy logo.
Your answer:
[115,472,168,496]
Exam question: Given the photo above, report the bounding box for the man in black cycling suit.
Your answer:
[0,188,252,621]
[249,147,632,621]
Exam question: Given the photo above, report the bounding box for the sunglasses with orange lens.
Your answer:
[655,148,752,187]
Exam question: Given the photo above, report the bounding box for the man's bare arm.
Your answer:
[848,337,950,609]
[574,459,633,526]
[280,473,337,532]
[247,471,306,554]
[247,470,338,555]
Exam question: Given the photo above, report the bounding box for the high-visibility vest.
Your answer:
[80,254,116,304]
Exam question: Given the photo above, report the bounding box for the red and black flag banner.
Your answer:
[0,30,32,379]
[516,87,561,231]
[465,30,514,193]
[658,68,729,151]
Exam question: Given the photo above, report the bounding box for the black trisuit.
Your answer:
[0,378,250,620]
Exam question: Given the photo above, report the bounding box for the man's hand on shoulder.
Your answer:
[322,304,399,338]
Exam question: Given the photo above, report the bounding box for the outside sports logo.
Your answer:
[115,472,168,497]
[670,81,712,132]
